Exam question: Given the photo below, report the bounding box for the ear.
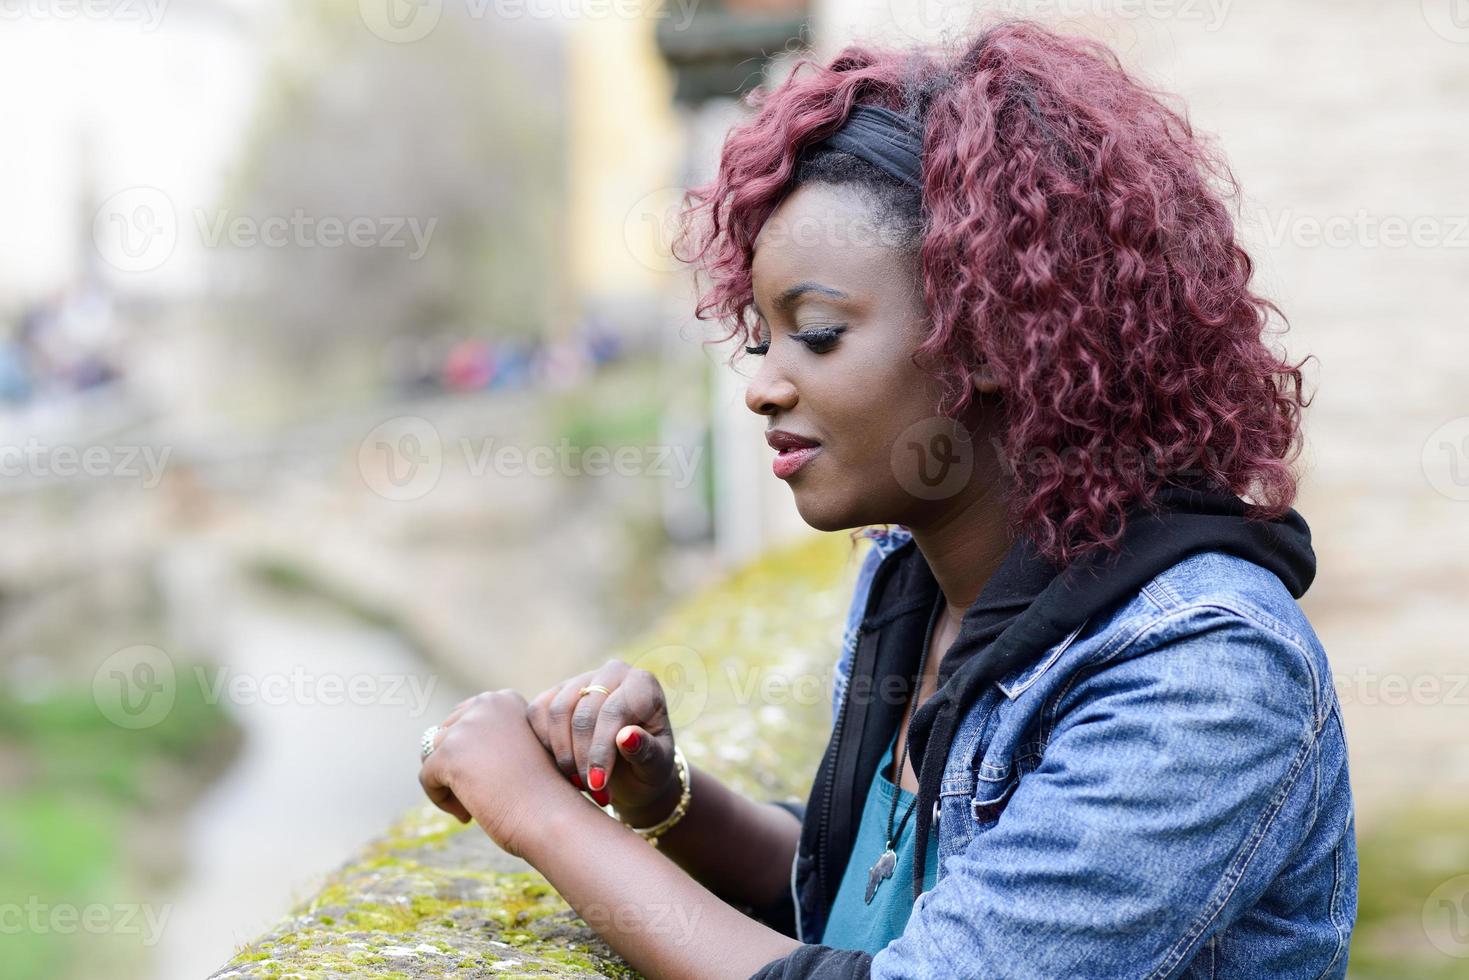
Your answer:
[969,361,1000,396]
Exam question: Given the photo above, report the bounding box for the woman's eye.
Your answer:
[742,324,845,356]
[792,324,846,353]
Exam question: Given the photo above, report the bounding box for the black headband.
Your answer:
[805,104,925,190]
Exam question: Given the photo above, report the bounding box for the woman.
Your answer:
[418,20,1357,979]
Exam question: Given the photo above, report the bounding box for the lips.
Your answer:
[765,429,820,452]
[766,429,822,480]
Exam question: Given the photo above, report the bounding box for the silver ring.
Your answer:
[420,725,442,762]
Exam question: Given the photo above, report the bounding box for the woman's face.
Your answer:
[745,182,999,532]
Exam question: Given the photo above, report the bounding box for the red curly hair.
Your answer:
[674,20,1309,564]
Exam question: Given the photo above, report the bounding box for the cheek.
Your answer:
[841,358,942,445]
[828,372,940,487]
[863,380,968,498]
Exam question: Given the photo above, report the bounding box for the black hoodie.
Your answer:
[751,484,1316,979]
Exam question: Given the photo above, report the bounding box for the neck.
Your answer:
[904,482,1014,642]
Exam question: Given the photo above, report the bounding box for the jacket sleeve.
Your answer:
[868,607,1330,979]
[752,946,873,979]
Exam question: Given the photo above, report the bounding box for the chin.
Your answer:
[789,485,872,534]
[795,509,853,534]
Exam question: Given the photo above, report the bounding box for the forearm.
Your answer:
[616,764,801,910]
[524,796,802,980]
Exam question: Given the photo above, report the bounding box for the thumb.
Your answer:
[616,724,672,782]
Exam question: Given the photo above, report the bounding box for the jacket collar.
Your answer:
[995,618,1088,698]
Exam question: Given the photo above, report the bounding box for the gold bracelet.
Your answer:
[622,747,691,848]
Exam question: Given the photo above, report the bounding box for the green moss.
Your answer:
[2,661,240,980]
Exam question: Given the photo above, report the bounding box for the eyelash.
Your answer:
[744,325,847,356]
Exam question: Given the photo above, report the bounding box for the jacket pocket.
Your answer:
[970,772,1018,824]
[970,744,1043,824]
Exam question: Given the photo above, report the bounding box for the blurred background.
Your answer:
[0,1,1465,977]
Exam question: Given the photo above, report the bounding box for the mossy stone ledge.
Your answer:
[212,531,864,979]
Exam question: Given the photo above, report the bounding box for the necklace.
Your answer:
[864,591,945,905]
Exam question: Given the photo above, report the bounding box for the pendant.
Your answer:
[865,847,897,904]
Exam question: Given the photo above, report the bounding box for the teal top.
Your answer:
[820,732,940,954]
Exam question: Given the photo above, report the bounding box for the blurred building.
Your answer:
[652,0,820,568]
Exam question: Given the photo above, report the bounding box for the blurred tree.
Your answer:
[210,0,567,399]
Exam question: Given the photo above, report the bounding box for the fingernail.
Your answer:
[620,730,642,753]
[592,788,611,807]
[569,772,583,789]
[587,766,607,792]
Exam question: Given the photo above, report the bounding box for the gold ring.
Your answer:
[578,684,612,700]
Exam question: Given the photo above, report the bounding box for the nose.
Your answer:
[743,352,798,418]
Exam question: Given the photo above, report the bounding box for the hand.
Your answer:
[526,659,681,824]
[418,689,585,857]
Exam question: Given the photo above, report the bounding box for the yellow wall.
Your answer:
[564,19,683,310]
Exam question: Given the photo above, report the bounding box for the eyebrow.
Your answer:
[751,281,850,319]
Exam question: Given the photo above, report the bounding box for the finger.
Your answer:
[416,722,449,766]
[419,754,471,823]
[441,691,488,729]
[525,684,561,752]
[433,788,472,824]
[572,661,631,792]
[546,671,597,786]
[586,685,634,795]
[616,724,671,777]
[527,684,560,717]
[611,668,676,785]
[494,687,528,710]
[528,681,563,709]
[617,667,672,737]
[527,692,585,792]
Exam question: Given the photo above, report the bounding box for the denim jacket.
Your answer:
[792,525,1357,979]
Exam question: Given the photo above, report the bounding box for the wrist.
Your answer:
[617,748,692,847]
[492,772,587,858]
[522,790,608,864]
[614,775,683,829]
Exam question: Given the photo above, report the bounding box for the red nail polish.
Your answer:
[569,772,583,789]
[587,767,606,792]
[621,730,642,753]
[592,788,611,807]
